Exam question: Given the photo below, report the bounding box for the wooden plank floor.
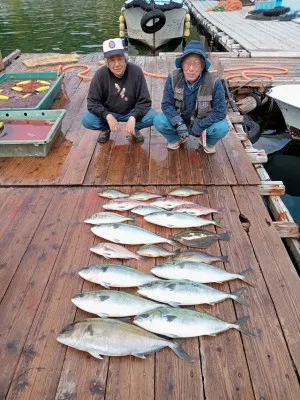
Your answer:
[0,53,260,186]
[186,0,300,56]
[0,186,299,400]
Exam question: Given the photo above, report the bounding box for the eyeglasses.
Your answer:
[182,60,203,69]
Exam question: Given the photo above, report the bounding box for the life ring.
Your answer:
[140,9,166,34]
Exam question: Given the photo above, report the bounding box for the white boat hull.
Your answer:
[267,84,300,137]
[123,7,187,49]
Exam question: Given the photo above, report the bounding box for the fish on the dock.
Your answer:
[138,280,248,307]
[79,264,159,288]
[57,318,192,361]
[151,261,253,285]
[168,188,208,197]
[72,290,167,317]
[90,243,141,260]
[129,191,163,201]
[131,205,164,216]
[174,250,228,264]
[133,308,254,338]
[173,204,224,216]
[98,189,129,199]
[144,211,223,229]
[136,244,180,258]
[150,198,196,210]
[171,229,230,248]
[84,211,133,225]
[103,199,144,211]
[91,223,177,246]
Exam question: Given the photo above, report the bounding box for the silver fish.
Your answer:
[136,244,180,258]
[168,188,208,197]
[91,223,176,246]
[144,211,223,229]
[103,199,144,211]
[173,204,224,216]
[57,318,192,361]
[171,230,230,249]
[79,264,159,288]
[150,198,196,210]
[98,189,129,199]
[129,191,163,201]
[90,243,141,260]
[134,308,254,338]
[151,262,253,285]
[84,211,133,225]
[131,205,164,216]
[174,250,228,264]
[72,290,167,317]
[138,280,248,307]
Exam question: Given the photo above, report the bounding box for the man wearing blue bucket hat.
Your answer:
[154,40,229,152]
[82,38,156,143]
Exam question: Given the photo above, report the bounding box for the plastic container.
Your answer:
[0,109,66,157]
[255,1,276,9]
[0,72,64,111]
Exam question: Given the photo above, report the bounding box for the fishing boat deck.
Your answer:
[186,0,300,57]
[0,53,299,399]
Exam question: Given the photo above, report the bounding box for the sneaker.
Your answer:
[97,130,110,143]
[199,137,216,154]
[133,131,144,142]
[167,137,187,150]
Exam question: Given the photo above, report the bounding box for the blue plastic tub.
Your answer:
[255,1,276,9]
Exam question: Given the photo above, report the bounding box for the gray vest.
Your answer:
[171,69,218,120]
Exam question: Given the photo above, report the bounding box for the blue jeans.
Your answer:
[154,113,230,146]
[82,108,157,132]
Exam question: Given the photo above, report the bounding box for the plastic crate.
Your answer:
[0,109,66,157]
[0,72,64,111]
[255,1,276,9]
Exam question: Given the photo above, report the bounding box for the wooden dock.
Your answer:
[0,52,300,399]
[186,0,300,57]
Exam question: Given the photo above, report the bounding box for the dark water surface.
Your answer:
[0,0,199,57]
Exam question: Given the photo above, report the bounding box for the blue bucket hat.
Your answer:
[175,40,211,71]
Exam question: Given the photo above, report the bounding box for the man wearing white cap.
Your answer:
[82,38,156,143]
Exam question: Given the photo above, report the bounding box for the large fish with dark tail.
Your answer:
[91,223,177,246]
[174,249,228,264]
[171,229,230,248]
[57,318,193,361]
[138,280,248,307]
[79,264,160,288]
[151,261,253,285]
[133,307,255,338]
[144,211,223,229]
[72,290,167,317]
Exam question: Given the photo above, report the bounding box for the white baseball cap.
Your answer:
[103,38,126,58]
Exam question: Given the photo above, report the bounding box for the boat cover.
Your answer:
[124,0,184,11]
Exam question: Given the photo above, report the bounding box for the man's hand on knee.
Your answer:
[176,122,189,138]
[107,114,121,133]
[126,116,136,136]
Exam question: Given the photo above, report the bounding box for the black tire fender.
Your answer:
[140,9,166,34]
[242,115,261,144]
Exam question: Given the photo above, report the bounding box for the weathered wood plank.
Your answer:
[273,221,300,238]
[232,185,300,376]
[259,181,285,196]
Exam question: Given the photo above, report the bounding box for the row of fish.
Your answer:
[57,187,253,362]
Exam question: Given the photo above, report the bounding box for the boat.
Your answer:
[267,84,300,140]
[120,0,190,50]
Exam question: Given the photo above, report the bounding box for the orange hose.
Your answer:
[57,64,92,81]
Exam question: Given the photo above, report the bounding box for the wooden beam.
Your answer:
[273,221,300,238]
[3,49,21,68]
[259,181,285,196]
[245,148,268,163]
[0,50,4,71]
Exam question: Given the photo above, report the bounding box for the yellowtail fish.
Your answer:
[131,205,164,216]
[90,243,141,260]
[84,211,133,225]
[173,204,224,216]
[144,211,223,229]
[129,191,163,201]
[71,290,167,317]
[136,244,180,258]
[103,199,145,211]
[150,198,196,210]
[57,318,192,361]
[11,86,23,92]
[98,189,129,199]
[35,86,50,92]
[134,308,254,338]
[168,188,208,197]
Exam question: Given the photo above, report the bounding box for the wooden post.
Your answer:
[0,50,4,72]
